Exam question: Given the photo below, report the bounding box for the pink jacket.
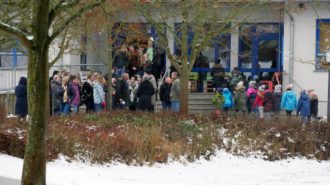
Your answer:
[246,87,257,97]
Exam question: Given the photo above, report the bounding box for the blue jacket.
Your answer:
[297,91,310,116]
[281,90,297,111]
[222,88,234,108]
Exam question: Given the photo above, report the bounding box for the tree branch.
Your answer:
[0,21,32,49]
[48,0,80,28]
[48,29,69,69]
[49,0,105,42]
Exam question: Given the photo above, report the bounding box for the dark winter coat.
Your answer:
[15,77,28,117]
[247,91,257,113]
[234,88,247,112]
[159,83,171,103]
[136,80,155,111]
[273,92,282,113]
[264,91,275,112]
[210,63,226,88]
[310,98,318,117]
[114,79,129,105]
[81,81,94,112]
[51,80,64,113]
[68,82,81,106]
[114,51,129,68]
[297,91,310,117]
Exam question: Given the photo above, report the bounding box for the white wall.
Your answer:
[283,2,329,106]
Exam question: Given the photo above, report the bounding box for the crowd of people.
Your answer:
[211,69,319,123]
[45,67,182,116]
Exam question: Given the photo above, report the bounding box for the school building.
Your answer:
[0,1,329,116]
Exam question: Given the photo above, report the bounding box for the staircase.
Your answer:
[155,92,216,114]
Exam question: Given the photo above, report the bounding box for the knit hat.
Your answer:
[236,81,245,90]
[258,85,265,92]
[274,84,282,93]
[248,81,256,88]
[286,84,293,90]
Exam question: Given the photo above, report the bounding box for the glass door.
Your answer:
[239,23,282,81]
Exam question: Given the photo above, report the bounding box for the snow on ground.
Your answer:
[1,151,330,185]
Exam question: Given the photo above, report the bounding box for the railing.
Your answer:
[0,67,27,91]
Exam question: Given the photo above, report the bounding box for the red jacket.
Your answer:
[252,91,265,109]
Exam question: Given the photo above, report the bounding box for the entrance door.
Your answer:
[239,23,282,81]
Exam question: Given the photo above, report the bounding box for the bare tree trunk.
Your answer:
[21,1,49,184]
[180,63,189,116]
[22,48,49,185]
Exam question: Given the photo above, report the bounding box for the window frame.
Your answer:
[315,19,330,71]
[173,23,231,72]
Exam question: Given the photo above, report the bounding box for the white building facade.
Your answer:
[1,1,329,116]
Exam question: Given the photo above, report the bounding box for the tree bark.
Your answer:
[21,1,50,184]
[22,48,49,185]
[179,63,189,116]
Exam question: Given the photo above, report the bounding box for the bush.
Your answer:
[0,112,329,164]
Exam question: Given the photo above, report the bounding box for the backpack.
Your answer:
[247,92,257,111]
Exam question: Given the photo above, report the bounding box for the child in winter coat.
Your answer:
[246,81,258,113]
[281,84,297,116]
[273,84,282,116]
[263,89,275,120]
[222,88,234,113]
[297,90,310,124]
[212,88,225,117]
[307,89,318,121]
[234,81,247,114]
[252,85,265,119]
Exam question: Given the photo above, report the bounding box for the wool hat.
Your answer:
[286,84,293,90]
[258,85,265,92]
[236,81,245,90]
[274,84,282,93]
[248,81,256,88]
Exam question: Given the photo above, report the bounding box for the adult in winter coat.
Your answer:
[234,81,247,113]
[128,76,139,110]
[51,75,64,116]
[81,74,95,113]
[136,75,155,111]
[15,77,28,118]
[280,84,297,116]
[114,73,130,109]
[145,68,157,111]
[210,60,226,89]
[114,46,129,78]
[171,72,180,112]
[68,75,81,113]
[297,90,310,124]
[273,84,282,116]
[222,88,234,112]
[93,74,105,112]
[159,77,172,110]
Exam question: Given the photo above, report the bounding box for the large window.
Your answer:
[239,23,283,80]
[316,19,330,70]
[174,23,231,72]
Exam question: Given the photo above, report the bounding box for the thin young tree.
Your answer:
[137,0,265,116]
[0,1,106,184]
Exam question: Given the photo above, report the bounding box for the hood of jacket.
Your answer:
[223,88,230,94]
[18,77,27,86]
[300,91,308,101]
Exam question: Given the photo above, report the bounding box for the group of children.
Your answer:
[212,80,319,123]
